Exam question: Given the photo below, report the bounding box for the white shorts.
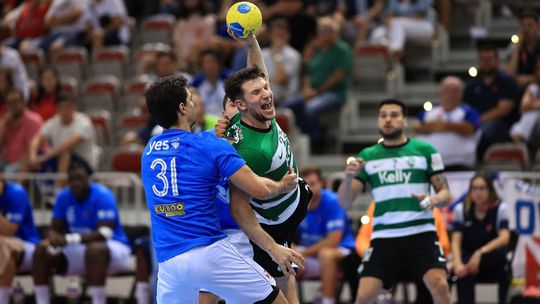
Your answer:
[158,238,276,304]
[224,229,253,258]
[62,240,132,275]
[299,246,352,278]
[18,241,36,272]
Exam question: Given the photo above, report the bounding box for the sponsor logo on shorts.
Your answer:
[154,202,185,217]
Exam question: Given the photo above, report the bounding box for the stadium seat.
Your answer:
[89,46,129,80]
[53,47,88,83]
[483,142,530,171]
[353,46,390,92]
[20,49,45,81]
[275,108,295,135]
[111,144,144,172]
[137,14,175,46]
[88,109,112,148]
[60,76,79,97]
[81,76,121,112]
[128,42,172,77]
[125,74,156,95]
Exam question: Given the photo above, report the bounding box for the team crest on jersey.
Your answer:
[154,202,185,217]
[226,125,243,145]
[407,158,415,168]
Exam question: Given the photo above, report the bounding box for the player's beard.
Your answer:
[379,127,403,140]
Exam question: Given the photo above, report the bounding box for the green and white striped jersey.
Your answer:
[225,113,299,225]
[356,138,445,239]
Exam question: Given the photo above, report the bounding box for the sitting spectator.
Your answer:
[261,18,301,104]
[0,68,14,117]
[369,0,435,59]
[451,173,510,304]
[0,178,40,304]
[3,0,51,51]
[90,0,130,60]
[344,0,385,47]
[464,45,520,161]
[0,44,30,101]
[283,17,352,146]
[511,59,540,145]
[191,48,231,117]
[39,0,93,56]
[0,89,43,172]
[30,66,61,121]
[32,160,132,304]
[506,9,540,89]
[28,95,98,180]
[295,165,356,304]
[414,76,481,170]
[172,0,216,73]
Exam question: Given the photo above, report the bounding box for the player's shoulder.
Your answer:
[359,143,385,160]
[321,189,340,207]
[408,138,438,153]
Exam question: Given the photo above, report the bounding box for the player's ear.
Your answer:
[178,101,186,115]
[234,98,246,111]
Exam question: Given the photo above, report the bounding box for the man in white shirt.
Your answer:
[413,76,481,170]
[0,45,30,101]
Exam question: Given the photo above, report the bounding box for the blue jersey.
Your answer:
[53,183,129,245]
[0,182,40,244]
[297,189,355,249]
[141,129,246,263]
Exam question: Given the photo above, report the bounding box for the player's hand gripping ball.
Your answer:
[226,2,263,38]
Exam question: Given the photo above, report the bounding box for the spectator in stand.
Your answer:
[39,0,93,56]
[28,94,98,180]
[0,89,43,172]
[451,173,510,304]
[0,44,30,101]
[191,48,232,117]
[0,68,14,117]
[30,66,61,121]
[172,0,216,73]
[90,0,130,60]
[32,160,132,304]
[414,76,481,171]
[261,18,301,104]
[295,165,356,304]
[511,57,540,145]
[370,0,435,59]
[344,0,385,47]
[506,9,540,89]
[0,178,40,304]
[463,45,520,161]
[283,17,352,147]
[3,0,51,51]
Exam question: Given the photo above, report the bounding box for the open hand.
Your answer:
[269,244,305,276]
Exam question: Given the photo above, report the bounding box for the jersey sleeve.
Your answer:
[3,186,29,225]
[210,137,246,178]
[52,192,67,222]
[325,201,347,233]
[423,142,445,175]
[96,188,119,223]
[237,148,268,176]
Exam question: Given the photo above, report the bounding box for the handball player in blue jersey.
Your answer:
[0,179,40,303]
[32,161,132,304]
[141,75,304,304]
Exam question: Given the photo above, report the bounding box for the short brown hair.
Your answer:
[300,164,322,180]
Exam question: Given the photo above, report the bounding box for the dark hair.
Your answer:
[378,98,408,117]
[35,66,61,105]
[224,66,266,101]
[477,44,499,59]
[68,159,94,177]
[156,51,177,62]
[519,8,539,22]
[300,164,322,180]
[269,18,290,31]
[145,75,189,129]
[464,172,500,214]
[199,48,222,67]
[55,94,76,106]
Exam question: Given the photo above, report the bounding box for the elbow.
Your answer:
[252,186,272,200]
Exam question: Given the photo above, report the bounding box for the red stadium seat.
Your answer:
[138,14,175,45]
[81,76,120,112]
[60,76,78,96]
[53,47,88,82]
[125,74,156,95]
[89,46,129,79]
[483,142,530,170]
[111,144,144,172]
[20,49,45,80]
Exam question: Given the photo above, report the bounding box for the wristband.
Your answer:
[65,233,81,244]
[98,226,113,239]
[419,197,432,210]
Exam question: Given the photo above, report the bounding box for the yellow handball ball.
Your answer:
[226,2,262,38]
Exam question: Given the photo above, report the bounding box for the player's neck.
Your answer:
[168,120,193,132]
[383,134,408,146]
[241,115,270,130]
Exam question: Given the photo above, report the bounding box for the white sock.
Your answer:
[90,286,106,304]
[136,282,150,304]
[0,287,10,304]
[35,285,50,304]
[322,297,335,304]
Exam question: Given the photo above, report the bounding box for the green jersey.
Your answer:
[356,139,445,240]
[225,113,299,225]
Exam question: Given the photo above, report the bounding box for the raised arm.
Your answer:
[338,157,365,209]
[227,29,270,89]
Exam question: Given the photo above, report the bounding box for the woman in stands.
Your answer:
[30,66,61,121]
[451,173,511,304]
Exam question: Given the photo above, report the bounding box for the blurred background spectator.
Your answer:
[0,44,29,101]
[30,66,60,121]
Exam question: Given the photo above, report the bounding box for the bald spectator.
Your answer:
[506,9,540,89]
[283,17,352,148]
[0,45,30,102]
[0,90,43,172]
[464,45,520,161]
[414,76,481,170]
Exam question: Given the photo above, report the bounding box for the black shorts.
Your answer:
[251,178,312,277]
[358,232,447,289]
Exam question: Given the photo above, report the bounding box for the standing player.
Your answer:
[221,31,312,303]
[338,99,452,304]
[141,75,304,304]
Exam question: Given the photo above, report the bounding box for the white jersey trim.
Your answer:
[372,183,430,202]
[371,223,435,239]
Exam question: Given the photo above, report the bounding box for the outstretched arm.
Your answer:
[227,29,270,89]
